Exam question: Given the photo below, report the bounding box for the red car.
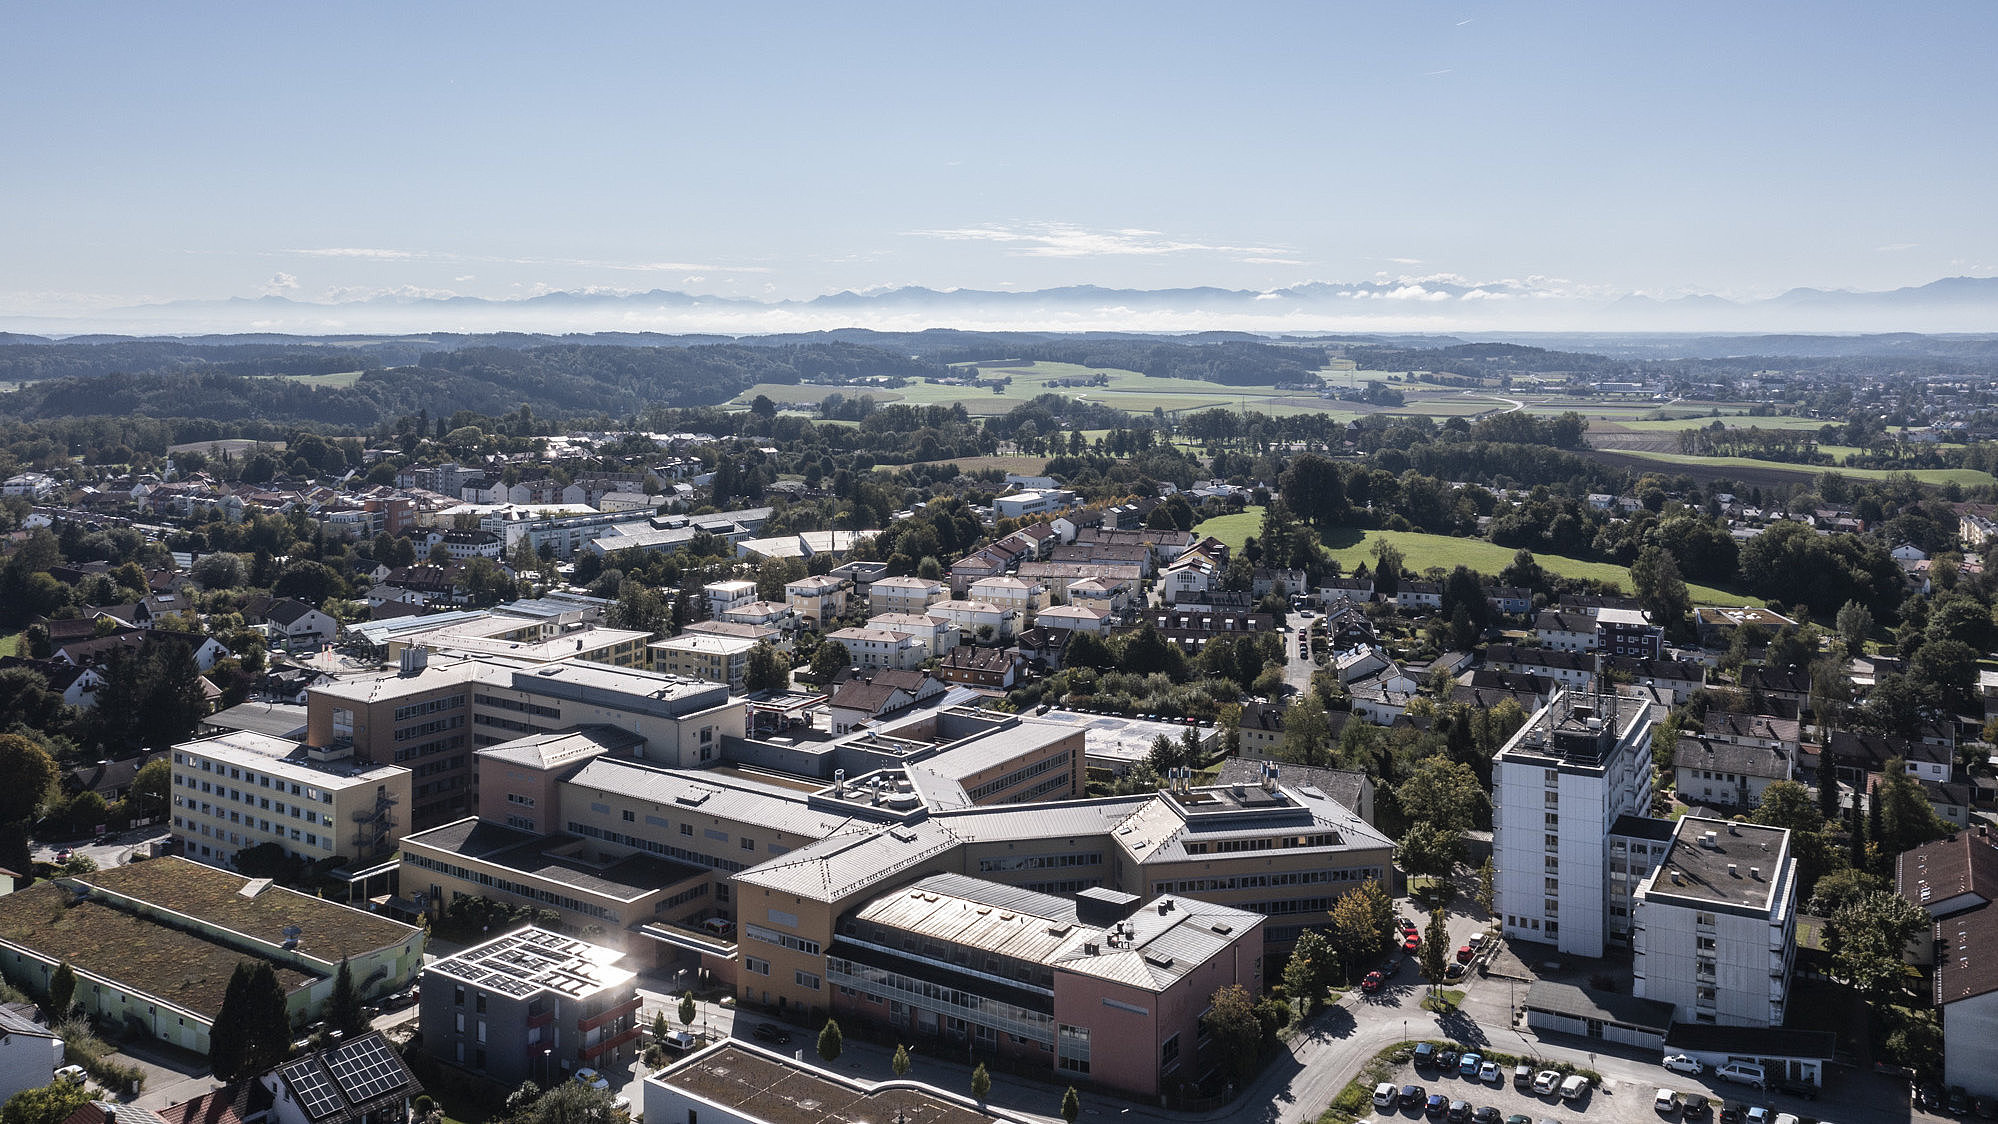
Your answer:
[1361,971,1383,994]
[1403,932,1420,951]
[1455,945,1474,963]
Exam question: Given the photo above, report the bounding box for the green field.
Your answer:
[1607,414,1827,432]
[1595,447,1994,486]
[1193,509,1749,606]
[273,370,364,388]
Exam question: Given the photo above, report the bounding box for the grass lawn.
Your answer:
[1606,414,1825,431]
[0,631,18,658]
[1420,988,1467,1013]
[883,454,1053,476]
[1599,447,1995,486]
[1194,509,1750,605]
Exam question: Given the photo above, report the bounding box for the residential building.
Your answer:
[1828,729,1955,787]
[824,627,925,672]
[868,576,946,617]
[650,633,759,693]
[419,928,641,1087]
[1494,689,1656,957]
[1534,610,1599,652]
[1900,828,1998,1097]
[937,645,1023,690]
[169,730,412,869]
[1031,605,1110,635]
[1395,581,1442,612]
[1596,607,1664,660]
[703,580,759,621]
[927,599,1015,642]
[1672,735,1791,809]
[784,575,851,629]
[1485,643,1594,690]
[0,1007,61,1104]
[992,490,1077,521]
[968,575,1042,618]
[1694,606,1797,647]
[1631,818,1797,1027]
[0,859,422,1055]
[645,1042,1024,1124]
[259,599,340,648]
[865,612,957,658]
[265,1033,421,1124]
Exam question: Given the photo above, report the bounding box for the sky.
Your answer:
[4,2,1997,327]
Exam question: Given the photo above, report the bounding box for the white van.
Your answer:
[1560,1075,1591,1102]
[1715,1063,1766,1089]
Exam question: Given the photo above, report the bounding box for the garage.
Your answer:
[1522,982,1673,1052]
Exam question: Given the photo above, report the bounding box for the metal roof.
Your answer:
[733,819,959,904]
[567,759,858,838]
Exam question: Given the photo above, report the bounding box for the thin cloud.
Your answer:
[295,247,417,260]
[1387,257,1425,265]
[261,272,299,295]
[910,222,1291,261]
[1875,242,1918,252]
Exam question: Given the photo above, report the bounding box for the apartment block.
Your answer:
[420,927,641,1087]
[170,730,411,869]
[1632,818,1797,1027]
[650,633,759,693]
[1494,689,1656,957]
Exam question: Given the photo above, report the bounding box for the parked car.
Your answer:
[1533,1072,1561,1096]
[1684,1095,1710,1118]
[751,1023,793,1045]
[573,1068,609,1092]
[1362,971,1384,994]
[1446,962,1469,981]
[1479,1062,1502,1085]
[1459,1053,1483,1077]
[1514,1065,1535,1090]
[54,1066,85,1085]
[1773,1114,1800,1124]
[1439,1049,1460,1069]
[1375,1083,1399,1109]
[52,848,71,863]
[1447,1101,1473,1123]
[1506,1115,1532,1124]
[1401,1086,1426,1108]
[1664,1055,1704,1076]
[1559,1076,1591,1103]
[1456,945,1475,963]
[657,1029,697,1051]
[1719,1103,1746,1124]
[1428,1095,1450,1117]
[1951,1090,1974,1116]
[1744,1107,1770,1124]
[1715,1064,1766,1091]
[1772,1082,1816,1102]
[1473,1108,1501,1124]
[1915,1084,1943,1112]
[1415,1043,1438,1068]
[1405,932,1422,951]
[1656,1090,1683,1116]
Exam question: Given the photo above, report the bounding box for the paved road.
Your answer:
[1284,610,1319,698]
[35,826,171,871]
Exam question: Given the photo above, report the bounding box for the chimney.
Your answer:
[1728,863,1738,878]
[1751,867,1762,880]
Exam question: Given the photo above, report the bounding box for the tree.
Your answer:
[1,1079,92,1124]
[1281,694,1330,767]
[744,643,792,693]
[1395,821,1464,878]
[1201,984,1263,1085]
[651,1011,670,1043]
[1395,758,1486,830]
[678,992,696,1027]
[1420,908,1449,994]
[1329,881,1393,977]
[816,1018,843,1064]
[1629,545,1693,635]
[1826,889,1928,1000]
[1836,600,1874,654]
[0,736,59,828]
[1750,780,1825,835]
[891,1043,911,1077]
[47,962,74,1020]
[810,639,852,681]
[1062,1087,1081,1124]
[329,957,367,1037]
[1476,858,1496,916]
[1283,929,1331,1013]
[210,961,289,1080]
[1874,762,1953,860]
[970,1063,991,1101]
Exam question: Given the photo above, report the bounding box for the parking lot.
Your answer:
[1367,1048,1646,1124]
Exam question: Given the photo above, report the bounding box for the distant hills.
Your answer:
[5,276,1998,338]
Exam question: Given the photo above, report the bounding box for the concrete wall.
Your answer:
[1945,991,1998,1097]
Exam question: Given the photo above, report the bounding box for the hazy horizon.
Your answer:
[6,2,1996,333]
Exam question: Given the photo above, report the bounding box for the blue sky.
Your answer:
[4,2,1996,317]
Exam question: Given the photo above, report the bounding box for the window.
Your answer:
[1161,1033,1180,1069]
[741,837,756,851]
[681,823,694,836]
[795,971,821,990]
[454,986,465,1006]
[476,993,486,1013]
[623,809,635,822]
[745,957,771,976]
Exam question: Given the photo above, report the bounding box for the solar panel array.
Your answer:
[280,1059,347,1121]
[328,1035,407,1106]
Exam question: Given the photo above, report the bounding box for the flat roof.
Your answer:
[175,730,407,788]
[1028,708,1209,765]
[651,632,761,655]
[655,1043,1010,1124]
[1644,818,1792,913]
[475,726,645,772]
[203,701,310,740]
[0,882,317,1021]
[401,819,707,902]
[75,857,419,958]
[1524,981,1674,1032]
[425,926,632,1001]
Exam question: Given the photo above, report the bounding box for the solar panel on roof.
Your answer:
[328,1036,407,1105]
[282,1059,347,1121]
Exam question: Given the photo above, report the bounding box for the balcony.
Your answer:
[577,996,642,1033]
[580,1025,643,1061]
[527,1008,555,1029]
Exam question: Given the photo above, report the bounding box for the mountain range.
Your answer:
[6,275,1997,338]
